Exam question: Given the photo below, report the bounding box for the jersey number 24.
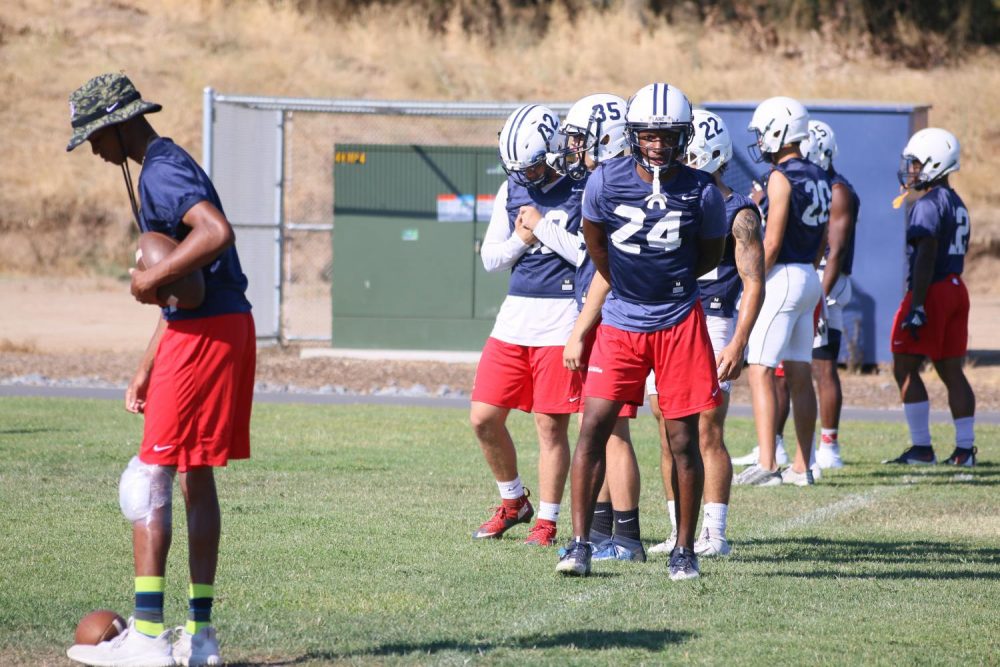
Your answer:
[610,205,682,254]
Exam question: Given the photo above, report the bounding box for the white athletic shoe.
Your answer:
[67,617,175,667]
[172,626,221,667]
[731,446,760,466]
[731,438,788,467]
[733,464,782,487]
[781,466,815,487]
[693,528,732,557]
[811,463,823,481]
[649,528,678,555]
[816,443,845,469]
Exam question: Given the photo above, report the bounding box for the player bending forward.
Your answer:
[556,83,728,580]
[66,73,254,667]
[884,128,977,466]
[649,109,765,557]
[471,104,585,547]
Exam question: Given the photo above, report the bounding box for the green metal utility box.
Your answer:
[331,144,509,350]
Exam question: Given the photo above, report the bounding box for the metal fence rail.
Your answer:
[205,91,571,343]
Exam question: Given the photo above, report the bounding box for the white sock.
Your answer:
[821,428,839,447]
[497,477,524,500]
[667,500,677,531]
[538,501,560,523]
[954,416,975,449]
[808,434,817,467]
[904,401,932,446]
[703,503,728,538]
[775,434,785,451]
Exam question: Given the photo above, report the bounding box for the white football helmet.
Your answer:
[625,83,694,172]
[748,96,809,162]
[551,93,628,180]
[898,127,960,189]
[686,109,733,174]
[800,120,838,171]
[498,104,560,188]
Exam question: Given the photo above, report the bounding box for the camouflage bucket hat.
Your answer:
[66,73,161,152]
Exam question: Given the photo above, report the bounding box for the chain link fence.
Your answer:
[207,95,571,343]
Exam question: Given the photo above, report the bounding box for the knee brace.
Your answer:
[118,456,176,525]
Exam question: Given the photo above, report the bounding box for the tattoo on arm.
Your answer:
[733,208,764,283]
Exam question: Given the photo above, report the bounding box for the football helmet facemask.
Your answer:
[800,119,838,171]
[550,93,628,180]
[498,104,561,189]
[747,96,809,163]
[686,109,733,174]
[898,127,960,190]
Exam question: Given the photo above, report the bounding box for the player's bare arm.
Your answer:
[564,271,611,371]
[718,207,765,382]
[762,169,791,273]
[813,222,829,269]
[130,201,234,304]
[514,212,538,246]
[822,182,852,296]
[126,315,167,414]
[582,218,610,280]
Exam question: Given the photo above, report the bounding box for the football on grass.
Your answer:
[74,609,126,645]
[135,232,206,309]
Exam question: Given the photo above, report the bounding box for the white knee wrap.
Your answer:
[119,456,175,524]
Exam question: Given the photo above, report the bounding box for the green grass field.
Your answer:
[1,397,997,666]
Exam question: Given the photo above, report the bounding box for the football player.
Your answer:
[800,119,861,469]
[648,109,765,557]
[885,128,977,466]
[558,93,648,563]
[735,96,831,487]
[556,83,728,580]
[470,104,586,547]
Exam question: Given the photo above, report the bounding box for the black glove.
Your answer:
[901,305,927,340]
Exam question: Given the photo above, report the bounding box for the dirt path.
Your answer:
[3,277,1000,409]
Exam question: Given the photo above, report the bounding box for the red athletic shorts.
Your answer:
[472,337,581,414]
[892,274,969,360]
[584,303,721,419]
[141,312,256,472]
[580,326,638,418]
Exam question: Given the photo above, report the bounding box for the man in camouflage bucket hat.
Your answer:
[66,72,162,152]
[66,73,255,667]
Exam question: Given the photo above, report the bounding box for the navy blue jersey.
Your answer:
[829,170,860,276]
[575,240,595,310]
[906,185,969,289]
[138,138,251,322]
[698,191,757,318]
[759,157,831,264]
[583,157,727,332]
[505,175,582,298]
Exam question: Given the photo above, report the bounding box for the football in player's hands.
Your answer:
[135,232,206,309]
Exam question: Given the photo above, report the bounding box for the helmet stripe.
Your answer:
[662,83,669,119]
[652,83,658,117]
[508,104,537,162]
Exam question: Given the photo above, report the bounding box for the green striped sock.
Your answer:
[134,576,165,637]
[186,583,214,635]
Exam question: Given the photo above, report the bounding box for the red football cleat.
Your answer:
[524,519,558,547]
[472,491,534,539]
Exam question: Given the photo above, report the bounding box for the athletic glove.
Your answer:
[900,305,927,340]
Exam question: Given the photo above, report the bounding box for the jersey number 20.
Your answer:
[802,180,832,227]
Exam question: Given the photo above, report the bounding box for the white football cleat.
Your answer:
[816,443,845,469]
[775,436,789,466]
[731,446,760,466]
[733,464,782,487]
[694,528,732,557]
[781,466,815,487]
[173,626,221,667]
[649,528,678,555]
[67,617,175,667]
[732,437,788,467]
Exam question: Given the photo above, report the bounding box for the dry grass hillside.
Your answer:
[2,0,1000,288]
